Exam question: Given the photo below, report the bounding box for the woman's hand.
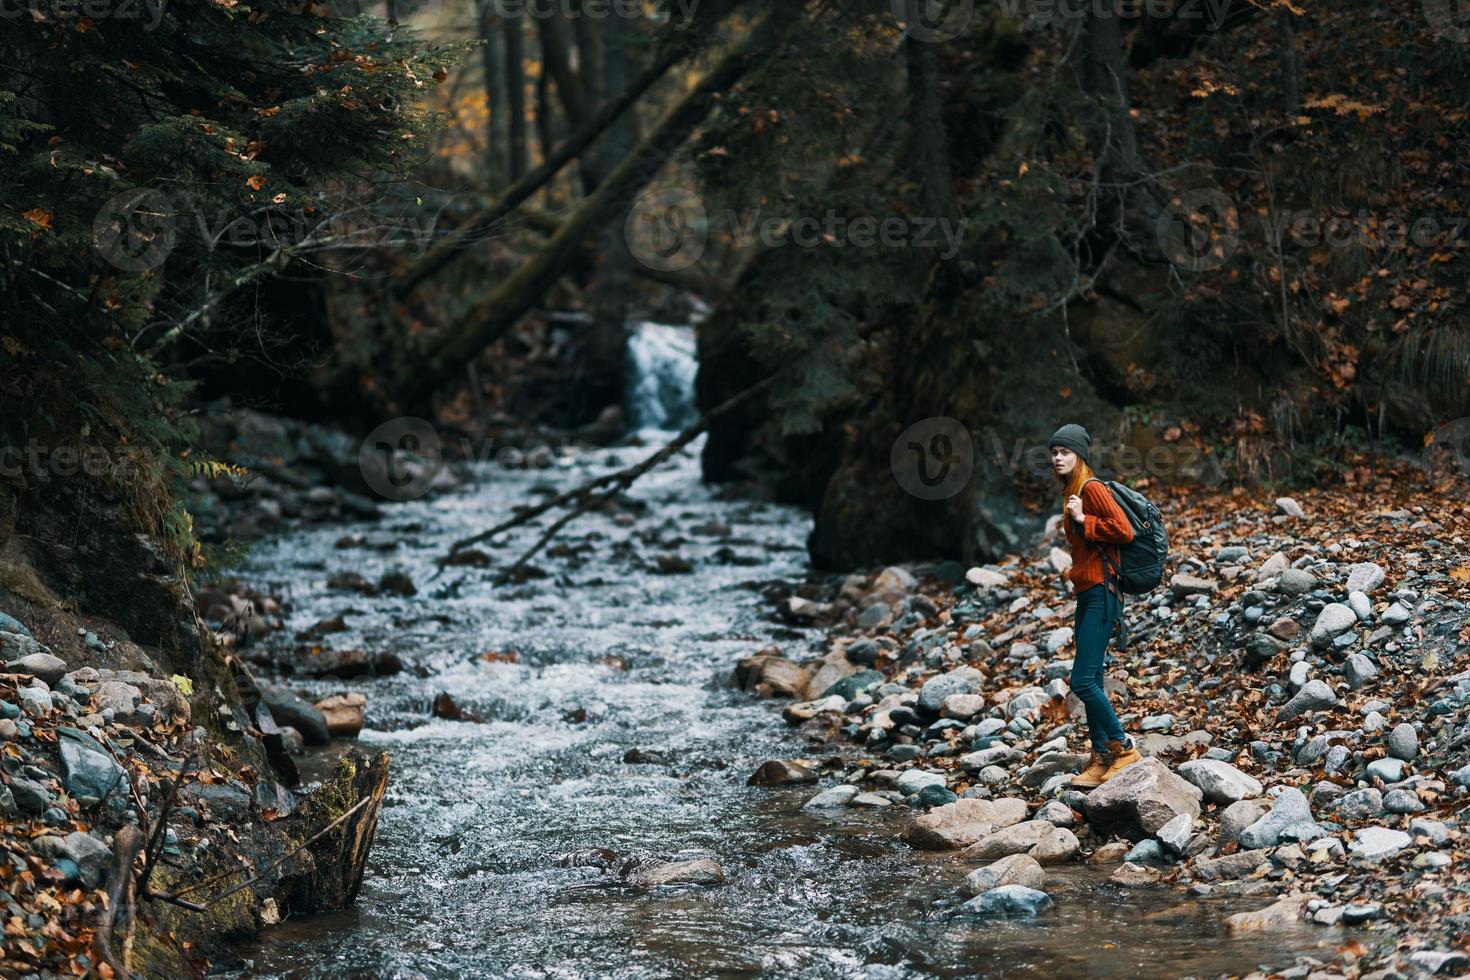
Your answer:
[1066,494,1085,524]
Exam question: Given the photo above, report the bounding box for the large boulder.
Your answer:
[1082,758,1202,842]
[1177,760,1263,806]
[904,798,996,849]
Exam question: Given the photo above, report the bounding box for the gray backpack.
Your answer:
[1082,477,1169,595]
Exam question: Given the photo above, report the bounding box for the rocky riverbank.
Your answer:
[735,468,1470,978]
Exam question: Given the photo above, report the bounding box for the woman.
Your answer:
[1047,423,1142,789]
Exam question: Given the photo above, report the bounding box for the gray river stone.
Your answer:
[58,726,130,802]
[1239,789,1321,848]
[959,884,1053,918]
[1276,680,1338,721]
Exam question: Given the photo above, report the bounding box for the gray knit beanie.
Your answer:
[1047,423,1091,464]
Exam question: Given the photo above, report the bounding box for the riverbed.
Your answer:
[223,426,1349,978]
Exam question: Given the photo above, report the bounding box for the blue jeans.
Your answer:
[1072,584,1127,753]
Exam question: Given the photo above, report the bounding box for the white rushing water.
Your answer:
[624,321,699,434]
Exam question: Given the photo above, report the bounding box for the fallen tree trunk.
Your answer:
[392,38,695,299]
[397,23,779,410]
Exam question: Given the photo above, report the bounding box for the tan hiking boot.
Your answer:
[1100,739,1143,783]
[1071,750,1112,789]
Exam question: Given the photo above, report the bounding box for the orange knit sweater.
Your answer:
[1064,479,1136,592]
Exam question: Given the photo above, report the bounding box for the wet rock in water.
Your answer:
[327,571,377,594]
[958,884,1052,918]
[378,570,417,596]
[1123,839,1169,866]
[1083,758,1202,842]
[655,554,694,575]
[557,847,622,870]
[1192,849,1269,882]
[747,760,817,787]
[9,652,68,687]
[314,692,367,737]
[1177,760,1263,806]
[1349,826,1411,861]
[295,646,403,680]
[905,798,996,850]
[262,685,331,744]
[60,832,111,889]
[733,650,808,699]
[626,858,725,887]
[58,727,129,802]
[295,613,350,641]
[431,691,479,723]
[802,785,859,809]
[1110,862,1163,886]
[1238,789,1322,848]
[964,853,1045,895]
[1226,895,1307,933]
[1088,841,1131,864]
[1275,679,1338,722]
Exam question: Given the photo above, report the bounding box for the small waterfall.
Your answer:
[624,321,699,433]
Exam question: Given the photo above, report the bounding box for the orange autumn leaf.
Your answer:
[246,174,266,191]
[22,208,53,229]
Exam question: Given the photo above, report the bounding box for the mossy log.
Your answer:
[274,750,390,916]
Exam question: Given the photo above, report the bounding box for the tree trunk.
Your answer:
[479,0,509,188]
[393,38,696,297]
[588,5,636,422]
[399,29,774,410]
[504,12,529,181]
[1277,5,1300,118]
[904,0,964,293]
